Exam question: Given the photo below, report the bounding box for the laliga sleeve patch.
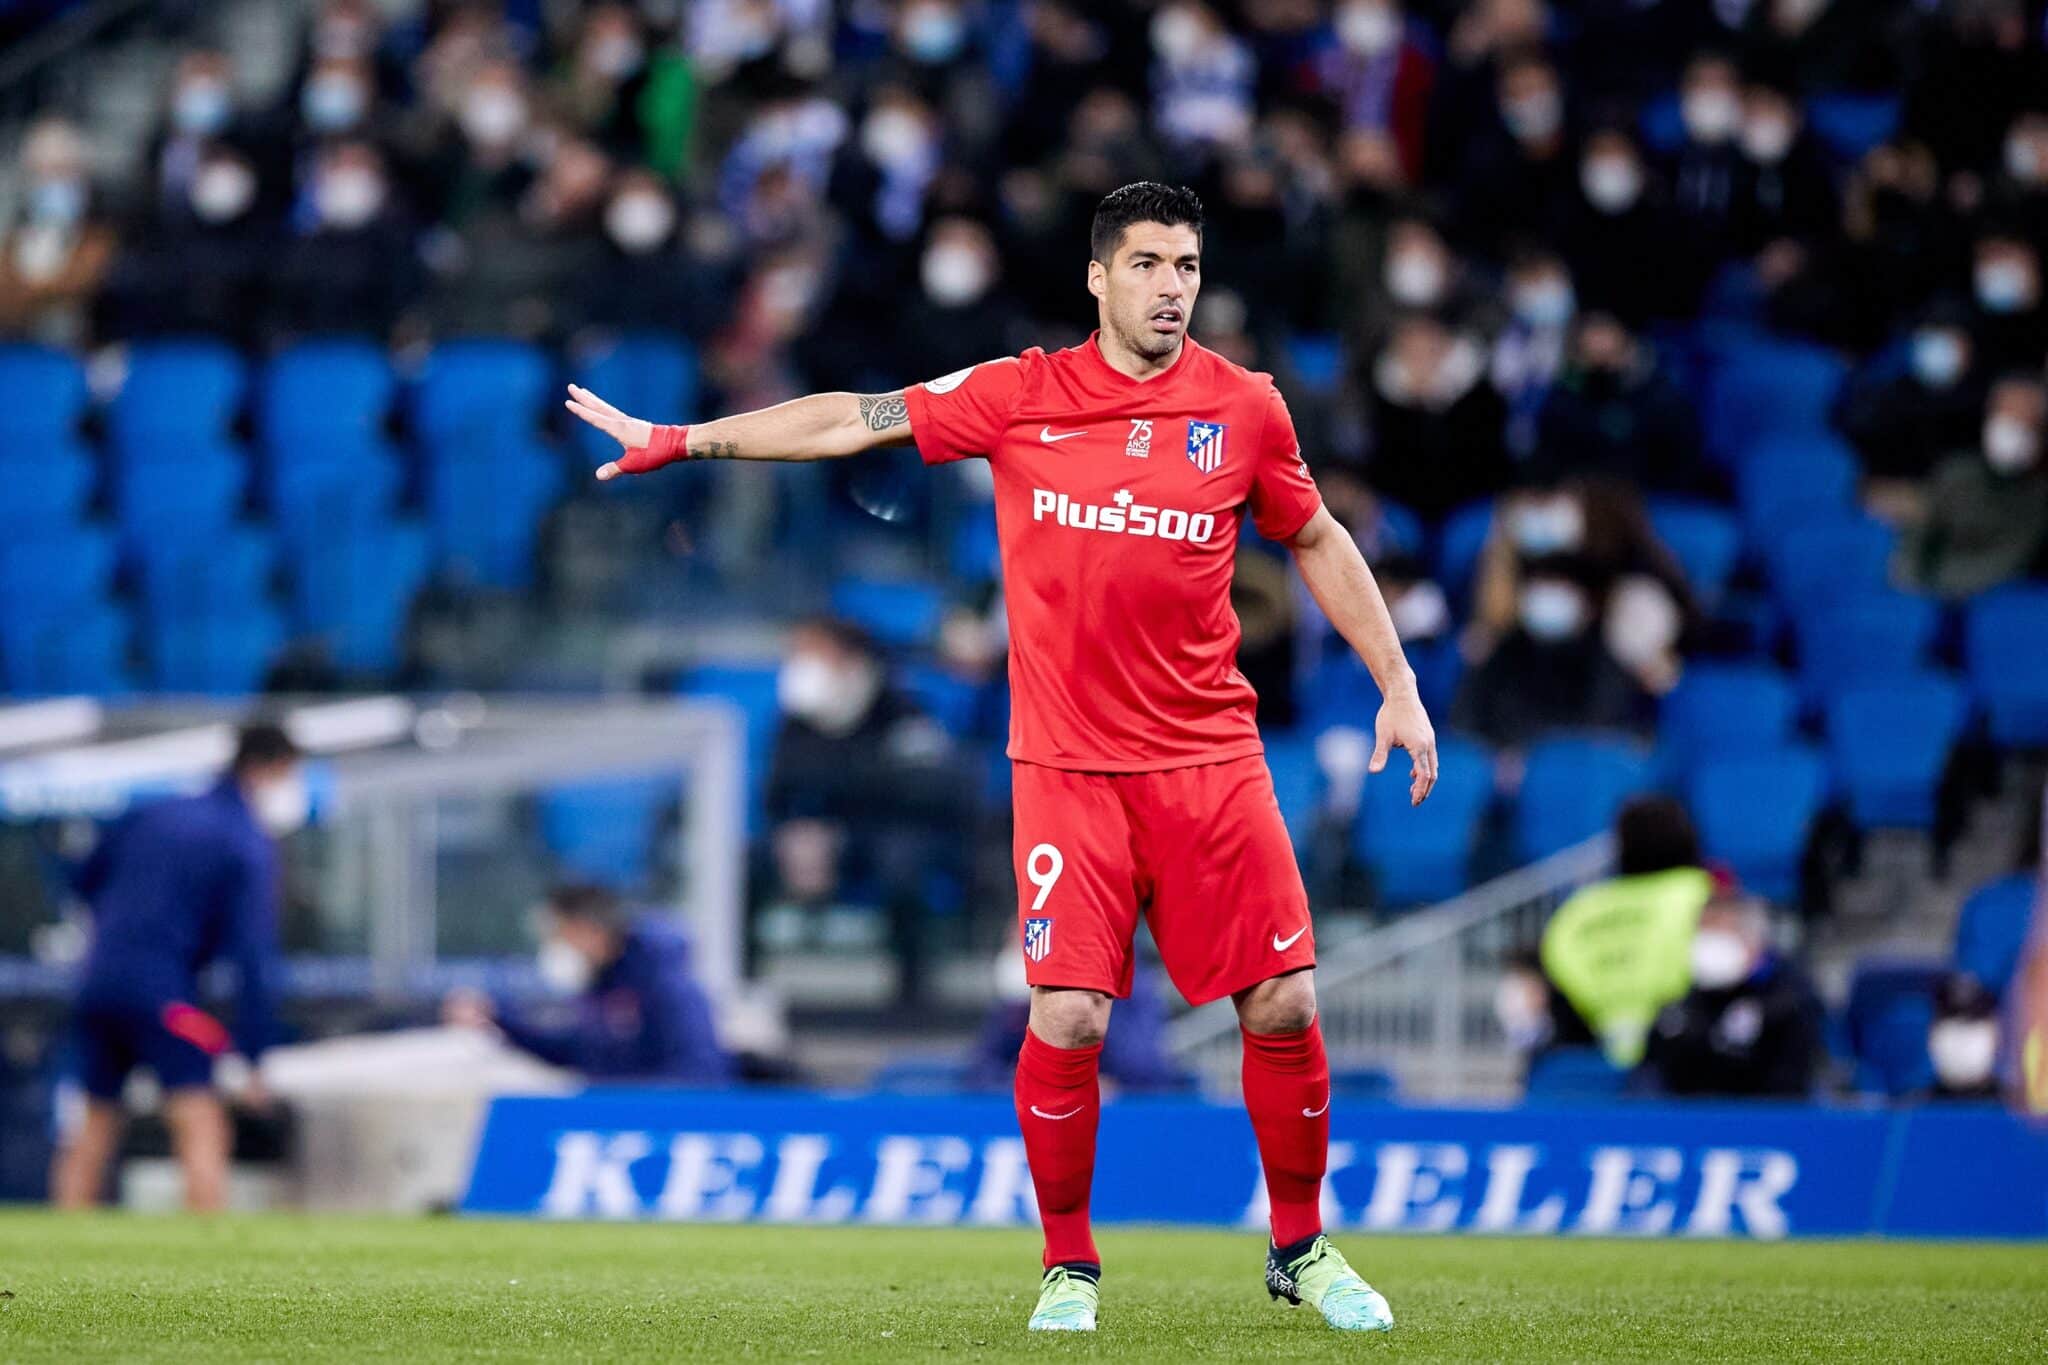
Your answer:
[924,364,976,394]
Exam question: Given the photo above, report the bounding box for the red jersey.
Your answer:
[902,334,1322,772]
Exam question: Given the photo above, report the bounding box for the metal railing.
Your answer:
[1169,834,1615,1101]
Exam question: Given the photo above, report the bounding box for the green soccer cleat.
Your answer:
[1265,1234,1394,1333]
[1027,1265,1100,1332]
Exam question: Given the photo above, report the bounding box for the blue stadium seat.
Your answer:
[1283,332,1346,395]
[135,525,277,622]
[1407,635,1464,722]
[412,339,550,443]
[950,504,1000,581]
[1806,94,1901,163]
[569,334,698,465]
[870,1054,981,1094]
[146,607,287,695]
[287,519,430,674]
[1261,728,1324,856]
[1647,499,1742,605]
[1825,672,1968,830]
[0,603,129,697]
[538,774,679,888]
[1707,343,1847,464]
[1954,874,2035,1000]
[900,662,983,736]
[1737,434,1857,534]
[1797,591,1939,709]
[1767,515,1896,615]
[268,445,404,551]
[1659,662,1799,783]
[425,442,563,590]
[830,577,946,648]
[0,345,87,440]
[1354,733,1492,907]
[1841,959,1942,1097]
[108,340,246,453]
[1687,745,1828,904]
[1434,500,1496,605]
[259,340,396,449]
[1513,735,1654,862]
[678,662,783,832]
[0,526,116,623]
[0,440,94,534]
[1524,1046,1630,1100]
[113,441,247,559]
[1373,499,1426,557]
[1964,586,2048,748]
[1328,1065,1397,1101]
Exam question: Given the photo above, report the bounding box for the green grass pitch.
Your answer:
[1,1213,2043,1362]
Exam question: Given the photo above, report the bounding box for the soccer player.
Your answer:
[567,182,1438,1334]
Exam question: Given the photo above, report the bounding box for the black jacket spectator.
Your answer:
[1644,954,1824,1098]
[1536,319,1710,496]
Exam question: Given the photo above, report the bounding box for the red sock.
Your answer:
[1241,1020,1330,1248]
[1015,1029,1102,1269]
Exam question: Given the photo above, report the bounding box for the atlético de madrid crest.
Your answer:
[1023,917,1054,962]
[1186,420,1227,475]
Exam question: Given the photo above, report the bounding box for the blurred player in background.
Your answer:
[51,723,303,1211]
[568,182,1437,1335]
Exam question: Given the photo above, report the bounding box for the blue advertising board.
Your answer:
[462,1091,2048,1239]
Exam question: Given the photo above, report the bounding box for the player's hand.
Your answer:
[562,384,654,480]
[1372,688,1438,806]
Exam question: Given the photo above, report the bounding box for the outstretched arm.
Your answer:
[1284,504,1439,804]
[565,385,912,480]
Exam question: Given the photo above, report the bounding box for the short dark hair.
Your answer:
[547,883,630,931]
[1615,795,1701,876]
[231,721,301,774]
[1090,182,1204,264]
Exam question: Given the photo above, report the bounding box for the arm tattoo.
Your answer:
[858,393,909,432]
[698,440,741,459]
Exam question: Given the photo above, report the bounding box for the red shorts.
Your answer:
[1011,753,1314,1007]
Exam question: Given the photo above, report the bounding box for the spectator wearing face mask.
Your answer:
[1491,247,1576,459]
[762,618,978,1007]
[575,171,719,338]
[1355,215,1479,356]
[1968,229,2047,372]
[1495,946,1597,1079]
[1833,139,1957,352]
[1470,476,1700,666]
[1452,552,1653,750]
[429,135,612,341]
[1535,309,1713,496]
[1922,972,2004,1102]
[1642,893,1824,1098]
[426,57,538,230]
[1895,375,2048,599]
[292,55,388,151]
[1563,125,1683,323]
[1732,71,1837,258]
[544,4,653,159]
[1147,1,1257,156]
[896,217,1023,381]
[1362,313,1511,519]
[1985,110,2048,250]
[442,884,730,1084]
[145,50,255,224]
[269,140,420,341]
[1835,298,1987,493]
[1307,0,1435,183]
[0,118,117,346]
[1666,50,1750,308]
[1899,0,2047,181]
[1450,48,1575,258]
[1539,797,1714,1067]
[102,146,270,347]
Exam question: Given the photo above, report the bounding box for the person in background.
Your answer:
[1666,50,1750,309]
[268,139,422,342]
[762,618,977,1007]
[101,144,270,346]
[1968,227,2047,372]
[1539,796,1714,1068]
[50,723,306,1211]
[1363,312,1511,520]
[969,947,1186,1093]
[1494,946,1596,1080]
[1833,296,1986,495]
[1924,972,2003,1102]
[1642,892,1824,1099]
[1894,373,2048,599]
[1453,552,1652,751]
[443,885,730,1084]
[1564,123,1681,323]
[1534,310,1711,496]
[1490,246,1576,460]
[0,117,117,345]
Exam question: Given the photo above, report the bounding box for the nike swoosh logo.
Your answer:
[1029,1105,1085,1120]
[1302,1098,1330,1118]
[1038,426,1089,444]
[1273,926,1308,952]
